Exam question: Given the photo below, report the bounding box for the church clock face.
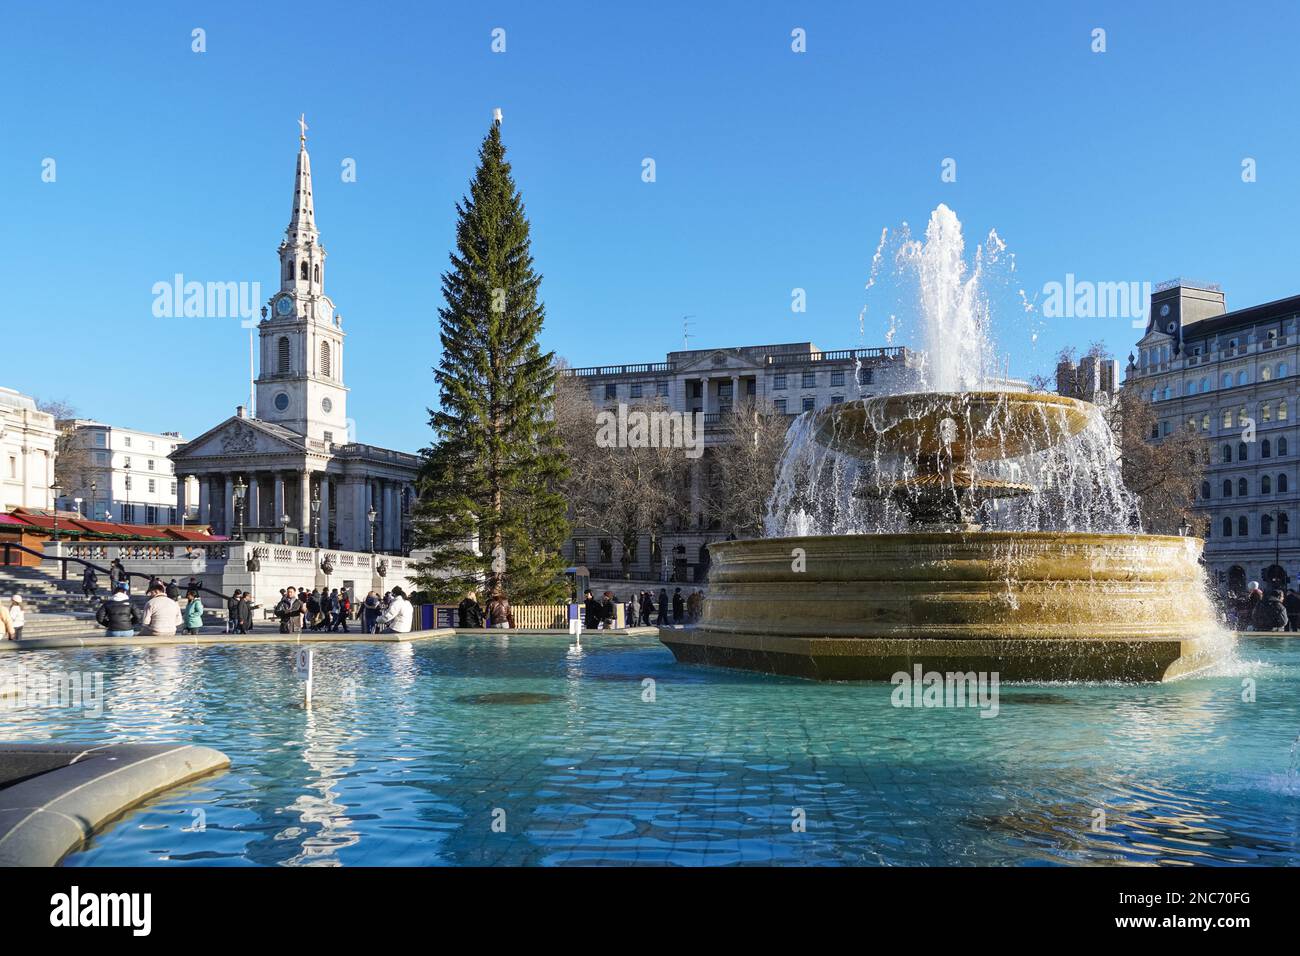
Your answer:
[274,392,289,411]
[275,297,293,316]
[321,397,333,413]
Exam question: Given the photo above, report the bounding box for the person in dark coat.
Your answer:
[95,588,141,637]
[227,590,243,633]
[1284,590,1300,632]
[237,593,256,633]
[656,588,668,626]
[81,566,98,601]
[363,591,382,633]
[458,591,483,628]
[165,579,181,602]
[583,590,601,631]
[108,558,127,593]
[1252,589,1289,632]
[640,590,654,626]
[672,587,685,625]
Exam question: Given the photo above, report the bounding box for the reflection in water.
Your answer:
[0,635,1294,867]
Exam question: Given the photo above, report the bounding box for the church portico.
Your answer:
[170,119,420,555]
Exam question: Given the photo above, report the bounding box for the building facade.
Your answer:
[0,387,57,513]
[170,123,420,553]
[559,342,920,582]
[53,420,199,525]
[1129,279,1300,593]
[1056,354,1120,404]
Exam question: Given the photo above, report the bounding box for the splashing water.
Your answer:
[764,204,1141,537]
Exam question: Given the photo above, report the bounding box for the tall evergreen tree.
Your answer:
[413,120,570,605]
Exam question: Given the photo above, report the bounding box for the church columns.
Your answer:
[299,470,312,544]
[223,475,234,537]
[176,478,189,524]
[273,474,286,530]
[199,478,211,526]
[319,476,331,549]
[246,474,261,529]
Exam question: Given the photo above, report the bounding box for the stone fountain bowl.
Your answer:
[810,390,1094,461]
[660,533,1235,682]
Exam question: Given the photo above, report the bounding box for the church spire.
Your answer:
[286,113,317,241]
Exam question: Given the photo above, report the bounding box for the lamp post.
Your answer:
[233,476,247,541]
[280,513,290,545]
[367,506,377,554]
[74,497,83,519]
[51,484,62,540]
[310,489,321,548]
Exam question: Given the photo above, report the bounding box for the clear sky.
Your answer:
[2,0,1298,452]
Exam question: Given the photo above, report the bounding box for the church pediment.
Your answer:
[172,416,306,463]
[675,349,760,374]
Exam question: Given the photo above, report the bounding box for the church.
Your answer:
[171,119,421,553]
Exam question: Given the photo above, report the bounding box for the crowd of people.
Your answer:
[456,590,516,628]
[270,585,413,635]
[1223,581,1300,632]
[579,586,704,629]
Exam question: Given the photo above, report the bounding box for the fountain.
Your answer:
[661,205,1233,681]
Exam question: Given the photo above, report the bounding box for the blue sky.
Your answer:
[2,0,1298,452]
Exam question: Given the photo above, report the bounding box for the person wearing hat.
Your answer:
[7,596,24,640]
[0,598,13,640]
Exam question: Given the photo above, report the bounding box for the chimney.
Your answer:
[236,405,246,419]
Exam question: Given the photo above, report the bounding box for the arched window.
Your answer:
[1223,517,1233,537]
[1263,438,1272,459]
[1263,402,1273,422]
[320,341,331,378]
[1187,381,1197,396]
[1281,437,1290,456]
[1239,516,1250,537]
[1151,389,1158,403]
[1262,365,1273,382]
[1162,386,1171,400]
[1222,444,1233,463]
[277,336,290,373]
[1280,400,1289,421]
[1201,480,1212,499]
[1202,413,1211,431]
[1223,479,1233,497]
[285,259,293,281]
[1262,474,1272,494]
[1238,370,1249,386]
[1239,477,1249,497]
[1281,473,1289,493]
[1239,442,1249,462]
[1280,363,1289,378]
[1222,373,1232,388]
[1222,409,1233,429]
[1281,513,1291,534]
[1200,377,1210,392]
[300,260,309,280]
[1263,514,1273,535]
[313,263,320,283]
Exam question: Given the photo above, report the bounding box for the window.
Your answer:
[831,396,844,404]
[1280,363,1290,378]
[857,367,874,385]
[1223,479,1233,497]
[147,459,155,471]
[1200,377,1209,392]
[1238,370,1249,386]
[605,384,617,400]
[801,371,816,389]
[773,398,787,414]
[124,475,132,491]
[1162,387,1171,401]
[1201,480,1212,499]
[1263,402,1273,422]
[1282,437,1290,456]
[630,383,643,399]
[1238,406,1249,426]
[122,503,136,523]
[773,374,787,390]
[1281,400,1289,421]
[1222,373,1232,388]
[6,457,14,479]
[1239,516,1249,536]
[147,479,156,494]
[1281,474,1290,493]
[123,456,131,470]
[1222,409,1233,429]
[599,539,612,564]
[1281,513,1291,534]
[656,381,669,398]
[285,259,293,281]
[802,397,815,412]
[831,370,845,387]
[170,481,177,495]
[300,261,309,280]
[313,263,320,283]
[1187,381,1197,396]
[321,341,331,378]
[278,337,290,373]
[1222,444,1233,464]
[1223,517,1233,537]
[574,539,587,563]
[323,431,333,443]
[1202,413,1210,431]
[124,436,132,447]
[718,381,733,399]
[1263,514,1273,535]
[1263,439,1272,459]
[95,433,105,446]
[1239,442,1249,462]
[1263,475,1273,494]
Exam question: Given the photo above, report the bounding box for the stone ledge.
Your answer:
[0,743,230,867]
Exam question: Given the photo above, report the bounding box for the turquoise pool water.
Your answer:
[1,633,1297,866]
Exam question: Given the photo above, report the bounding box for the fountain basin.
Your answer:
[660,533,1233,682]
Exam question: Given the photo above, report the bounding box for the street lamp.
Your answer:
[367,506,377,554]
[233,476,247,540]
[280,513,290,545]
[51,484,62,540]
[310,489,321,548]
[74,497,83,519]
